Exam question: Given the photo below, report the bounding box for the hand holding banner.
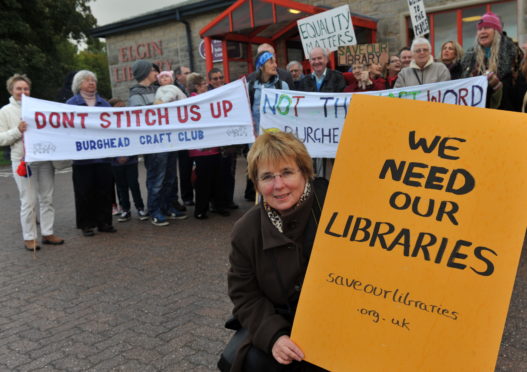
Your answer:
[260,76,488,158]
[22,79,254,162]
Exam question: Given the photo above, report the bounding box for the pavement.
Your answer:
[0,159,525,371]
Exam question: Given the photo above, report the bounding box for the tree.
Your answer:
[0,0,97,104]
[74,38,111,100]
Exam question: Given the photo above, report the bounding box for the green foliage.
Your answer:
[0,0,99,104]
[74,39,111,100]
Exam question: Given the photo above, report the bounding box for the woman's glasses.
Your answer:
[259,169,299,184]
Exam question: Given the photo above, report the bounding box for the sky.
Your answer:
[90,0,186,26]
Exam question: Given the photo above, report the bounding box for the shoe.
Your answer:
[24,240,41,251]
[151,215,169,226]
[42,235,64,245]
[98,224,117,233]
[166,208,189,220]
[112,205,121,216]
[172,200,187,212]
[210,208,230,217]
[194,213,208,220]
[137,209,149,221]
[226,202,239,210]
[183,200,195,206]
[117,211,131,222]
[82,228,95,237]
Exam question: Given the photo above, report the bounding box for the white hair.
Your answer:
[287,60,302,70]
[71,70,97,94]
[309,47,329,59]
[411,37,431,52]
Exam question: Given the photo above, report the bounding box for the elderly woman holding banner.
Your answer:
[0,73,64,251]
[66,70,116,237]
[218,131,328,372]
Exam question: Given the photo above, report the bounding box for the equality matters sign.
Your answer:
[260,76,488,158]
[22,79,254,162]
[292,94,527,371]
[408,0,430,37]
[297,5,357,58]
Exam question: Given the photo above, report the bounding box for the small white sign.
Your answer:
[297,5,356,59]
[408,0,430,37]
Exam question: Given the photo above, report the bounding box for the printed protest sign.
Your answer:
[291,94,527,371]
[260,76,488,158]
[338,43,389,66]
[22,79,254,162]
[297,5,356,58]
[408,0,430,37]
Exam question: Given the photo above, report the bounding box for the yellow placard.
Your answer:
[292,95,527,371]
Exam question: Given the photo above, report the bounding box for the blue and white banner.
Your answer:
[260,76,488,158]
[22,79,254,162]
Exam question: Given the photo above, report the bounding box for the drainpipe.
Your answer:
[176,10,195,72]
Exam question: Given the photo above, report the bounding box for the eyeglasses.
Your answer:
[414,48,430,53]
[211,76,224,81]
[258,168,299,184]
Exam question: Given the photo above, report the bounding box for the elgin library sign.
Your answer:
[111,40,173,82]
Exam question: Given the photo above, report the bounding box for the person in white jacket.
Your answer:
[0,74,64,251]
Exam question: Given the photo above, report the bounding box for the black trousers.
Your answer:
[193,154,225,215]
[112,163,144,212]
[220,154,236,203]
[178,150,194,202]
[73,163,114,229]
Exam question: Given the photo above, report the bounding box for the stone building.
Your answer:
[91,0,523,100]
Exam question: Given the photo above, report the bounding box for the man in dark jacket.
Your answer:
[299,47,346,93]
[298,47,345,179]
[173,65,190,96]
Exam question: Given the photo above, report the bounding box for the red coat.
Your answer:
[343,72,386,92]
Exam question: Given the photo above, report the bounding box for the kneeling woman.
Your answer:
[225,131,328,371]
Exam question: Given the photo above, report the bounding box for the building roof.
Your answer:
[90,0,235,38]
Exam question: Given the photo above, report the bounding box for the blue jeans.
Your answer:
[144,152,178,217]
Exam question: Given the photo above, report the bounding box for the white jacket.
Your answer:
[0,96,24,162]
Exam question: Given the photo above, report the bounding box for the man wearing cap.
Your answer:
[128,60,158,106]
[128,60,188,226]
[461,11,524,111]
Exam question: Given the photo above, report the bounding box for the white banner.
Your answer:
[260,76,488,158]
[22,79,254,162]
[408,0,430,37]
[297,5,357,58]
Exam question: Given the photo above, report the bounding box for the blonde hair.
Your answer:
[474,32,501,75]
[186,72,205,93]
[6,73,31,94]
[247,131,314,184]
[440,40,464,64]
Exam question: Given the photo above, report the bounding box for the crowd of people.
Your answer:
[1,7,526,371]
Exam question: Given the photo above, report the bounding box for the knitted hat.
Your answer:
[157,70,174,83]
[132,60,153,82]
[477,11,502,33]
